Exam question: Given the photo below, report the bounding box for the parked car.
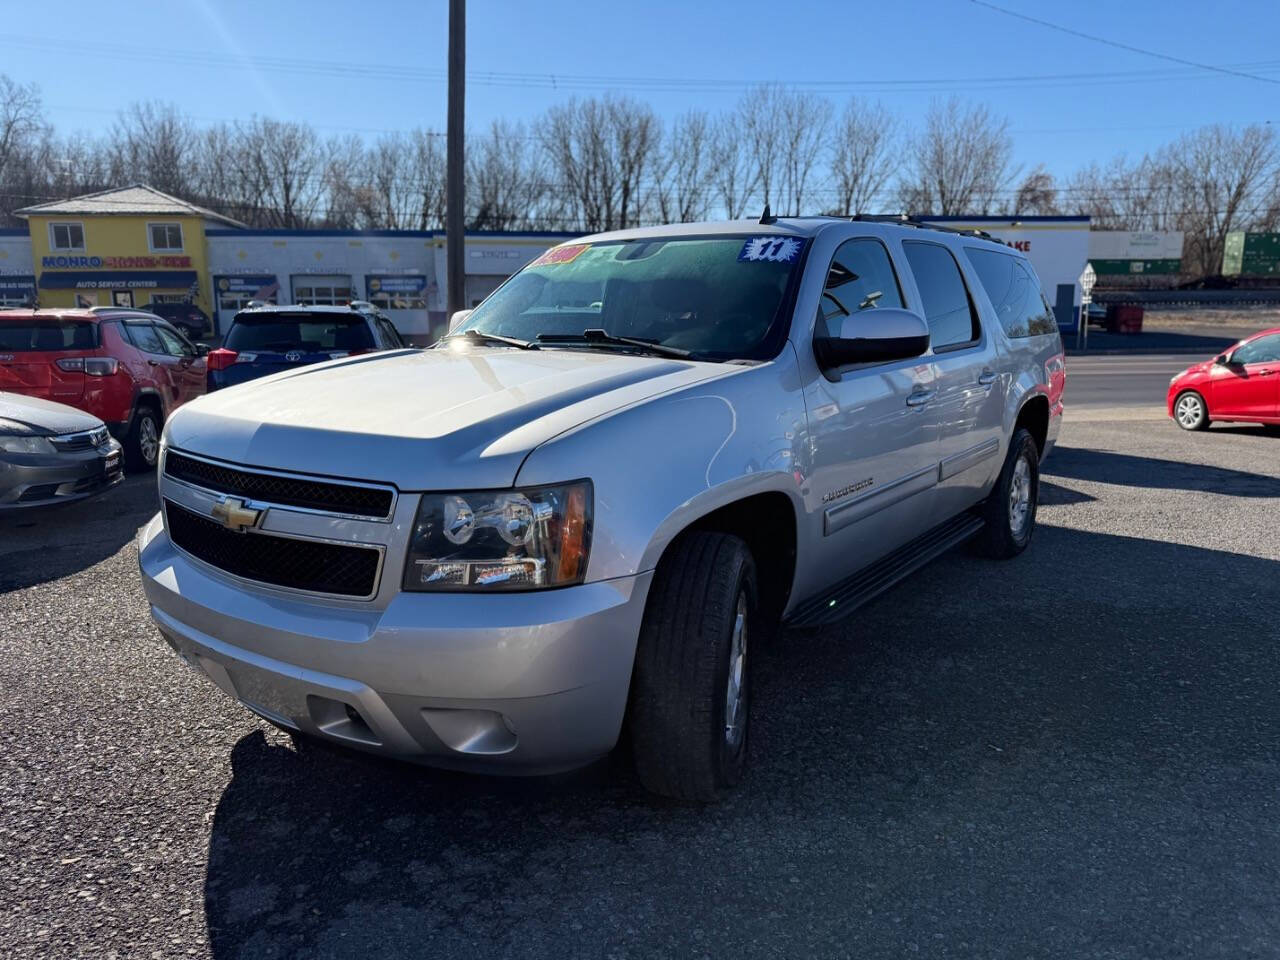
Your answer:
[206,304,408,391]
[1168,326,1280,431]
[0,308,207,470]
[1,391,122,509]
[139,217,1064,801]
[144,302,212,342]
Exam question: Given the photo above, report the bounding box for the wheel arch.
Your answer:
[640,482,801,627]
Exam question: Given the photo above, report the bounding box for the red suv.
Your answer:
[0,308,207,469]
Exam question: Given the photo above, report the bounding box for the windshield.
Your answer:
[225,313,374,352]
[0,317,98,352]
[458,235,805,360]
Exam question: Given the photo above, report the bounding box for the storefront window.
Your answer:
[294,284,353,306]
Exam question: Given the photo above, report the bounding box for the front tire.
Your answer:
[629,532,757,802]
[125,405,161,471]
[974,427,1039,560]
[1173,391,1210,431]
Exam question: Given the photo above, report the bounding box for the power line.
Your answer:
[969,0,1280,87]
[6,32,1280,96]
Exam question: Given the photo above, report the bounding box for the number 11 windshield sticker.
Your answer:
[738,236,803,263]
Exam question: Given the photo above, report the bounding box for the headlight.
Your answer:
[0,435,56,455]
[403,480,592,591]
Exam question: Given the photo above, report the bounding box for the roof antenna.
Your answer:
[759,203,776,225]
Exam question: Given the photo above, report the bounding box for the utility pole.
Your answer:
[446,0,465,317]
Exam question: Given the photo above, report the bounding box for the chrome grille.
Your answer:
[163,499,382,599]
[163,450,394,520]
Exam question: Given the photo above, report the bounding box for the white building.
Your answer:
[0,228,36,307]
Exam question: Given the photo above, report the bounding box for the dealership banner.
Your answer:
[38,270,199,290]
[366,274,431,295]
[216,275,280,298]
[0,275,36,295]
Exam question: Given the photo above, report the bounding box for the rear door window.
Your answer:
[126,322,167,355]
[0,318,98,351]
[964,248,1058,338]
[225,314,376,352]
[902,241,980,351]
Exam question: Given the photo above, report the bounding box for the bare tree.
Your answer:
[0,75,43,187]
[778,91,831,215]
[468,120,542,230]
[107,102,196,196]
[1166,123,1278,275]
[1009,165,1059,216]
[540,95,658,231]
[897,97,1014,215]
[738,86,785,213]
[653,110,713,222]
[708,113,757,219]
[829,99,896,215]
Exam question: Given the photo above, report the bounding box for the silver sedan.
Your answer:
[0,392,124,509]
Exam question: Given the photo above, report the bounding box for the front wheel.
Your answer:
[973,427,1040,560]
[629,532,757,802]
[1173,391,1210,431]
[125,405,161,471]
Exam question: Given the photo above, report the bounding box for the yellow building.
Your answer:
[15,184,244,317]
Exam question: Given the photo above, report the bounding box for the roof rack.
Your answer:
[847,213,995,241]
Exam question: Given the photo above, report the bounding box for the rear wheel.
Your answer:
[629,532,757,802]
[973,427,1039,560]
[1173,391,1210,431]
[125,404,161,471]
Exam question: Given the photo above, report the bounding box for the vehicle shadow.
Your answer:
[202,525,1280,959]
[0,473,157,592]
[1044,444,1280,497]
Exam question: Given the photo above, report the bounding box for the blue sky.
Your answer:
[2,0,1277,181]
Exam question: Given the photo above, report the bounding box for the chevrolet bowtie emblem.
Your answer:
[210,496,262,533]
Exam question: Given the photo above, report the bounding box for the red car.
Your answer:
[0,308,207,469]
[1168,326,1280,431]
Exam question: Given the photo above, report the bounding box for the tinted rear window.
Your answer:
[964,248,1058,339]
[225,314,374,352]
[0,318,98,352]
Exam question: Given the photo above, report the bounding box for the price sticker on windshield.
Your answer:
[531,243,590,267]
[738,236,803,263]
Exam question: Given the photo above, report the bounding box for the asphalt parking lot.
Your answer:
[2,408,1279,958]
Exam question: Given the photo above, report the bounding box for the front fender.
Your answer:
[515,353,809,584]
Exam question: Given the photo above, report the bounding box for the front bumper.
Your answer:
[138,513,652,774]
[0,439,124,509]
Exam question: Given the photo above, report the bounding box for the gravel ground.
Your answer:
[2,415,1278,959]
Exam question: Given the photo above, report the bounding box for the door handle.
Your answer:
[978,371,997,386]
[1258,369,1274,376]
[147,359,159,366]
[906,389,935,407]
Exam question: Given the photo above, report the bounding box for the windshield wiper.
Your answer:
[441,329,538,350]
[536,328,692,359]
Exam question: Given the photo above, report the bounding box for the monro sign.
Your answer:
[41,255,193,269]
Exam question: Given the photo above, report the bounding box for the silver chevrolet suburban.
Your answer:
[139,217,1065,801]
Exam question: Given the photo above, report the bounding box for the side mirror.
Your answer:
[195,343,210,357]
[448,309,473,333]
[814,308,930,371]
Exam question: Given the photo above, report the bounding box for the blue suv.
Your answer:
[207,304,408,391]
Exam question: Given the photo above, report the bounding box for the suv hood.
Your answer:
[0,391,102,436]
[166,347,736,489]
